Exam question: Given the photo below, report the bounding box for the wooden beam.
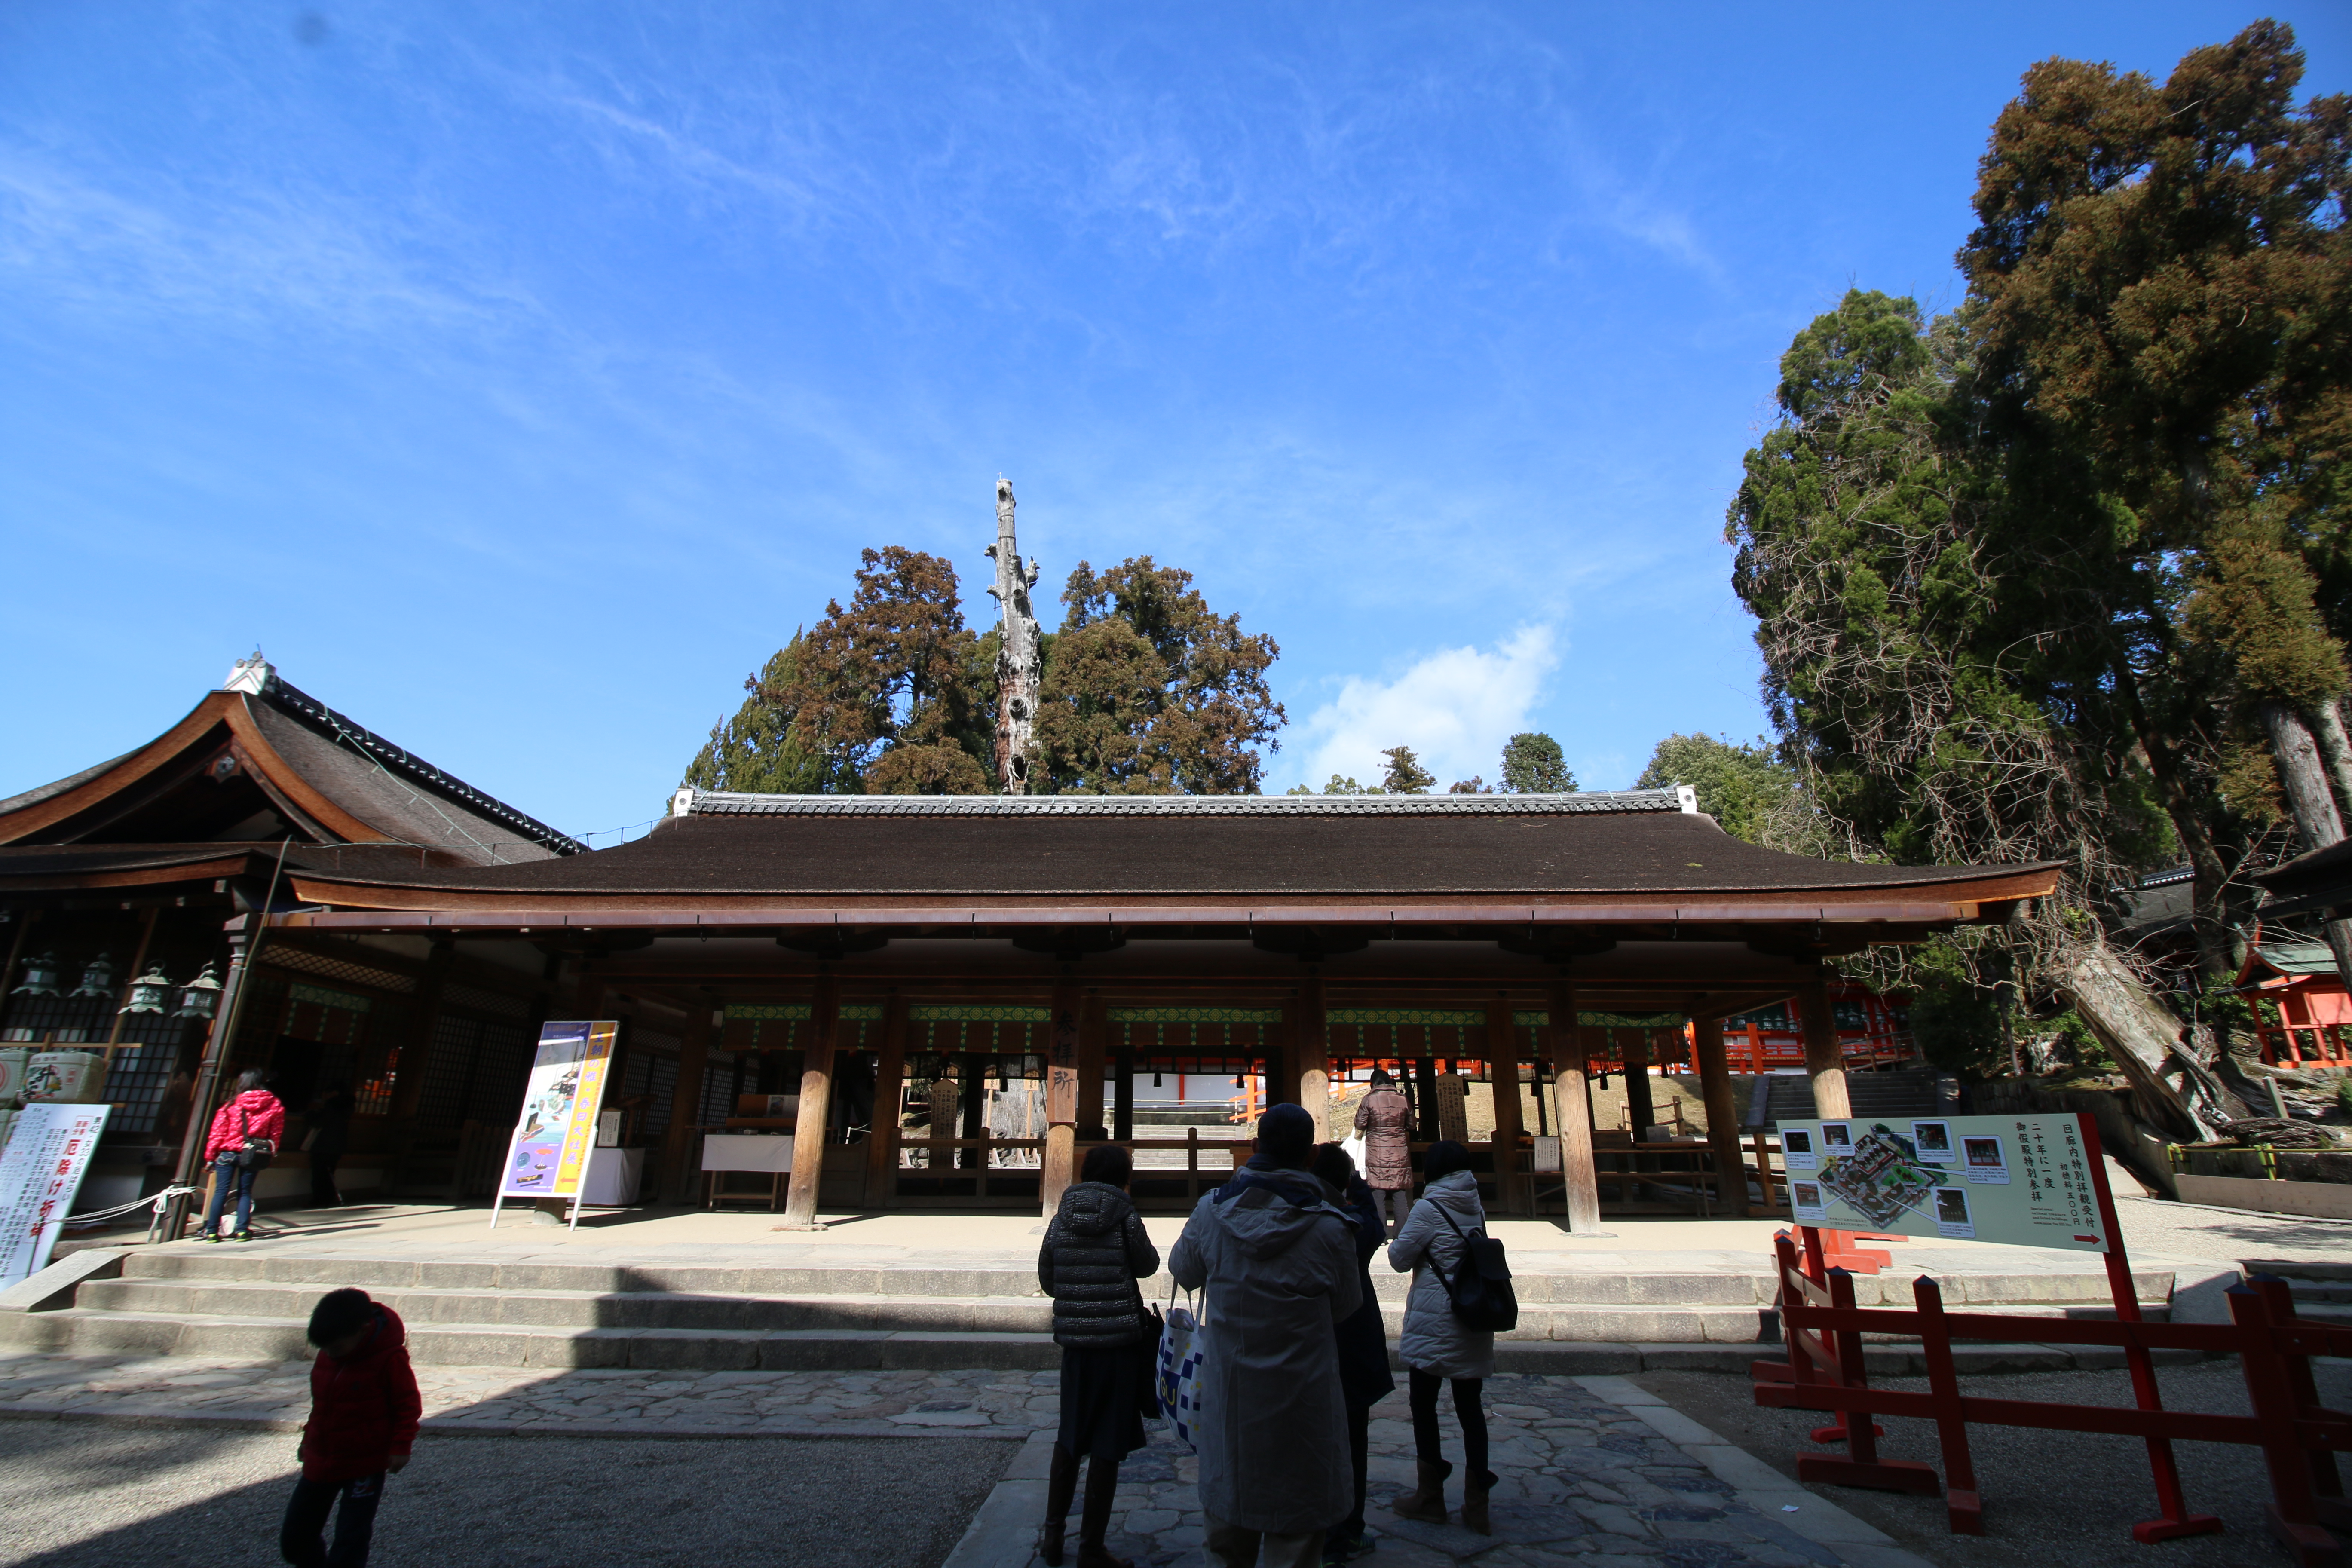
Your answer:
[661,992,719,1203]
[1297,971,1330,1140]
[781,971,841,1228]
[1545,978,1602,1233]
[1484,996,1524,1216]
[1691,1014,1749,1216]
[1799,975,1851,1119]
[865,991,909,1209]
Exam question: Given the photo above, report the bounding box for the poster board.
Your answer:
[0,1102,112,1286]
[1779,1112,2109,1253]
[489,1021,617,1231]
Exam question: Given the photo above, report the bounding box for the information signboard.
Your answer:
[490,1021,617,1228]
[0,1102,112,1286]
[1779,1111,2109,1253]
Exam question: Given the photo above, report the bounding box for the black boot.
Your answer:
[1392,1458,1452,1524]
[1040,1444,1078,1565]
[1077,1454,1132,1568]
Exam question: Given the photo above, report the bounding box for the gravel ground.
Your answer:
[1632,1359,2352,1568]
[0,1423,1013,1568]
[2114,1190,2352,1266]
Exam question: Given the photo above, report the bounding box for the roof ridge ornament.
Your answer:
[221,649,274,695]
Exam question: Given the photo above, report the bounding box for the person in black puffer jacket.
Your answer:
[1038,1144,1160,1568]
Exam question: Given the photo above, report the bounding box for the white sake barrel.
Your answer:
[24,1050,105,1103]
[0,1046,29,1106]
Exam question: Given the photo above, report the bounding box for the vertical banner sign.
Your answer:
[1781,1111,2109,1252]
[1047,1011,1080,1125]
[0,1102,113,1286]
[498,1022,618,1201]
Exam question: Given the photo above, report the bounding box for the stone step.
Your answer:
[0,1307,2210,1378]
[113,1248,2170,1312]
[73,1276,1776,1344]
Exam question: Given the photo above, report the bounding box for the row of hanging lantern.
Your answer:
[9,951,221,1019]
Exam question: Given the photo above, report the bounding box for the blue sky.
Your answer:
[4,4,2345,844]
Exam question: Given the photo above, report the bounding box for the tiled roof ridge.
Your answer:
[680,787,1689,817]
[259,673,588,855]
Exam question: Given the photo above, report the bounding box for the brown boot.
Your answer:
[1460,1469,1498,1535]
[1391,1458,1452,1524]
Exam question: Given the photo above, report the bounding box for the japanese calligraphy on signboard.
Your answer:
[1780,1111,2108,1253]
[497,1021,617,1201]
[0,1102,112,1286]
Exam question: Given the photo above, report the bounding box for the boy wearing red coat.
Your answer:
[282,1288,420,1568]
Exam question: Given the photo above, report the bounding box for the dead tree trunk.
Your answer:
[2260,703,2352,995]
[2057,940,2213,1141]
[2316,698,2352,822]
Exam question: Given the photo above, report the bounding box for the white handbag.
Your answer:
[1155,1292,1206,1452]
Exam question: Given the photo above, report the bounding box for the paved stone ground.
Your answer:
[990,1374,1921,1568]
[0,1351,1058,1436]
[0,1353,1921,1567]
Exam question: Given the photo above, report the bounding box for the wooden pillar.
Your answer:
[1691,1014,1750,1216]
[1799,976,1852,1120]
[1544,979,1601,1233]
[1622,1029,1657,1137]
[1076,992,1108,1136]
[1296,974,1330,1140]
[865,992,909,1207]
[661,992,720,1203]
[1483,997,1524,1215]
[1043,980,1081,1216]
[781,972,841,1229]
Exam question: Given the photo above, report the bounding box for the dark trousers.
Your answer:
[282,1471,384,1567]
[310,1152,343,1207]
[202,1156,257,1235]
[1408,1368,1488,1477]
[1334,1402,1371,1544]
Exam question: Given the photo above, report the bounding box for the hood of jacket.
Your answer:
[226,1088,278,1118]
[1054,1180,1134,1237]
[1424,1168,1483,1219]
[1210,1166,1349,1260]
[338,1303,407,1365]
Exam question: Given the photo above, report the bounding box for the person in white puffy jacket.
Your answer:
[1384,1140,1496,1532]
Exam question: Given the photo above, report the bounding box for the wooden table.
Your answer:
[701,1132,794,1210]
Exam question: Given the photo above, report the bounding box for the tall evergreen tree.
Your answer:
[682,632,843,795]
[1498,732,1575,793]
[1037,557,1285,793]
[1632,734,1798,845]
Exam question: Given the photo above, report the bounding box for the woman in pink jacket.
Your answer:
[198,1069,285,1241]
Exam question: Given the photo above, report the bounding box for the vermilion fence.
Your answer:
[1752,1228,2352,1565]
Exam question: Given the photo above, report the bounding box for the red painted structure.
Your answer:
[2240,938,2352,1066]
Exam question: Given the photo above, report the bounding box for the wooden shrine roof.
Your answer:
[275,787,2059,922]
[0,661,582,873]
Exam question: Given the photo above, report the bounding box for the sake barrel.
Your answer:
[0,1046,29,1106]
[23,1050,105,1103]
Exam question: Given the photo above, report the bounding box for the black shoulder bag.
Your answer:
[233,1105,275,1171]
[1426,1202,1518,1332]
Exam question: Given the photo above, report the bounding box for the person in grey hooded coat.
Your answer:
[1385,1140,1496,1533]
[1170,1103,1362,1568]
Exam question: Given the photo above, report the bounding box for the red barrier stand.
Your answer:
[1750,1112,2352,1561]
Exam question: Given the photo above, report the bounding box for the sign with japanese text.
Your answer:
[1781,1112,2109,1253]
[0,1102,113,1286]
[496,1022,617,1201]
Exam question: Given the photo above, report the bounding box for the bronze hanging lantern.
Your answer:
[10,951,62,997]
[69,952,116,999]
[121,965,174,1014]
[174,964,223,1020]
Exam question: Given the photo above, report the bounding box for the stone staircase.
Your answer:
[0,1245,2183,1376]
[2243,1259,2352,1325]
[1747,1069,1951,1130]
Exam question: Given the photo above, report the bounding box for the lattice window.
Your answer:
[267,947,419,994]
[621,1026,681,1142]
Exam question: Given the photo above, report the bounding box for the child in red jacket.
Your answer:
[282,1288,421,1568]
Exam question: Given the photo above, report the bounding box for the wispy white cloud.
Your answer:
[1281,625,1559,792]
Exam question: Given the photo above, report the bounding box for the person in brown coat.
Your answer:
[1351,1069,1415,1237]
